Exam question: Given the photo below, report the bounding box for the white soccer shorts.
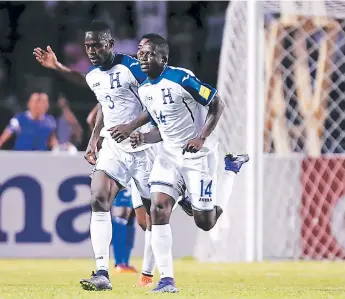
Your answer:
[95,137,157,202]
[148,148,219,211]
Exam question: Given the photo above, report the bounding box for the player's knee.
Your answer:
[194,213,215,231]
[195,219,213,231]
[150,202,171,224]
[90,190,112,212]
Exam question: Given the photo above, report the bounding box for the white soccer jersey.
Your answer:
[138,66,218,157]
[85,53,151,152]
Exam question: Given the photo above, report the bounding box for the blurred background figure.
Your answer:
[111,183,138,274]
[53,94,83,154]
[0,92,57,151]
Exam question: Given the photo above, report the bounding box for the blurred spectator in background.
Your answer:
[135,1,167,39]
[63,39,91,74]
[52,94,83,154]
[0,92,57,151]
[114,25,138,56]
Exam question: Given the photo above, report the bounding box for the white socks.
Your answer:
[151,224,174,278]
[90,211,112,272]
[217,171,236,210]
[141,230,156,276]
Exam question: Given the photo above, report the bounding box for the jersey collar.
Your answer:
[148,66,169,84]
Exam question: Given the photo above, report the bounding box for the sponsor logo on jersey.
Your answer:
[93,82,100,87]
[199,197,212,202]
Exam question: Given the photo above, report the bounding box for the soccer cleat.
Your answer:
[114,264,138,274]
[151,277,178,293]
[80,270,112,291]
[224,153,249,173]
[178,195,193,217]
[136,274,154,287]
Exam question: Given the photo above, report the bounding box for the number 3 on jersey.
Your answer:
[106,95,114,109]
[200,179,212,197]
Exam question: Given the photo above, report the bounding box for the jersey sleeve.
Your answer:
[181,75,217,106]
[122,55,147,85]
[6,114,21,133]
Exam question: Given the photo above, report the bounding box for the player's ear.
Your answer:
[162,56,168,66]
[108,38,115,49]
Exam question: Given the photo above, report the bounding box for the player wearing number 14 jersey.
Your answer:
[33,22,192,291]
[129,36,249,293]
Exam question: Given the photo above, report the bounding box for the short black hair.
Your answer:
[140,33,165,40]
[147,36,169,57]
[85,20,112,40]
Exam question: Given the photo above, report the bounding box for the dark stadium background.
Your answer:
[0,1,227,150]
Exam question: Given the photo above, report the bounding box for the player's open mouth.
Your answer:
[140,63,149,70]
[89,57,99,63]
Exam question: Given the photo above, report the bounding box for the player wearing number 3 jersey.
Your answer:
[33,21,192,291]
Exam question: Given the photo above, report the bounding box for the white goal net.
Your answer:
[194,0,345,262]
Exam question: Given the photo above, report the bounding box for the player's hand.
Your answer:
[108,124,134,143]
[84,142,97,165]
[33,46,58,70]
[182,137,205,154]
[130,132,144,148]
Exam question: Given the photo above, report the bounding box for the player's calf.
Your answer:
[134,205,147,230]
[149,192,177,292]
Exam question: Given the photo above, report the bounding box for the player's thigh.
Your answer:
[95,138,131,189]
[182,153,218,212]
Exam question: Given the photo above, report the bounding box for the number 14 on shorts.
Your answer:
[200,179,212,197]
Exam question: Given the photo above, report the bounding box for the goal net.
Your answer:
[194,0,345,262]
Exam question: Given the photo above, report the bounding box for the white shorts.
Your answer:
[149,148,218,211]
[95,137,157,200]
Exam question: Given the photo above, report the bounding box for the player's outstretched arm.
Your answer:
[0,128,13,149]
[183,94,224,154]
[33,46,88,87]
[108,111,150,143]
[130,127,162,148]
[85,104,103,165]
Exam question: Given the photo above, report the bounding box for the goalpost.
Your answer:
[194,0,345,262]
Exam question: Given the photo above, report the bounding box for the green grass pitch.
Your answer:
[0,258,344,298]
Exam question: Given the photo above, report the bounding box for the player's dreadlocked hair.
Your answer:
[147,36,170,58]
[85,20,112,41]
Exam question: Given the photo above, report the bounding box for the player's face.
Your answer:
[137,38,149,59]
[28,93,48,117]
[84,31,113,66]
[139,43,165,76]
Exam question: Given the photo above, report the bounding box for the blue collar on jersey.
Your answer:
[147,66,169,84]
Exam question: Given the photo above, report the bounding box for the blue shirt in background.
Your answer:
[7,111,57,151]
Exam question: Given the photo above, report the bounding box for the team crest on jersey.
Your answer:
[93,82,100,87]
[199,85,211,100]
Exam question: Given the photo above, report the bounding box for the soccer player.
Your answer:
[0,92,58,150]
[33,22,191,291]
[129,37,249,292]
